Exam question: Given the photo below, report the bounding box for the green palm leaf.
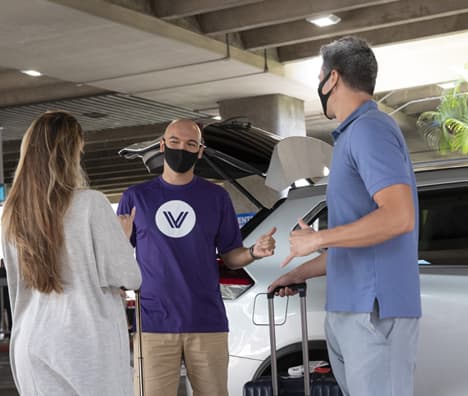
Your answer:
[446,118,468,154]
[416,80,468,155]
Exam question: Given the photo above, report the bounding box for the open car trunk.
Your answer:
[119,119,332,209]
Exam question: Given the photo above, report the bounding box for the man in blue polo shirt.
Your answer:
[269,36,421,396]
[119,119,276,396]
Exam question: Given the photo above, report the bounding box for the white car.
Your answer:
[221,163,468,396]
[121,129,468,396]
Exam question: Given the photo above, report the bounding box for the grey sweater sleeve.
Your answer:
[88,191,142,290]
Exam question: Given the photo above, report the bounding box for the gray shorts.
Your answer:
[325,304,419,396]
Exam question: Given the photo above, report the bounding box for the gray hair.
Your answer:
[319,36,378,95]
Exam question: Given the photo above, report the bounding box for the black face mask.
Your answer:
[317,71,333,120]
[164,146,199,173]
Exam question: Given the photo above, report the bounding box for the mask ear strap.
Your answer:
[319,70,333,95]
[329,70,339,93]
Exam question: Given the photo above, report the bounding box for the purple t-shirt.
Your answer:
[117,176,242,333]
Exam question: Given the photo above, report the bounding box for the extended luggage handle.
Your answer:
[267,282,307,299]
[267,282,310,396]
[135,289,145,396]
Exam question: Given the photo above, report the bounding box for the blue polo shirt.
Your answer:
[326,100,421,319]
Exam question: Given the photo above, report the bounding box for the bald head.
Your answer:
[161,119,204,162]
[164,119,202,143]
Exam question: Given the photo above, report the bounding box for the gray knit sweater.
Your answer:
[2,190,141,396]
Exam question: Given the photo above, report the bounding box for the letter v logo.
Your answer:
[156,200,196,238]
[163,211,189,229]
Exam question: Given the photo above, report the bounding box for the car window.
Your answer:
[296,186,468,267]
[293,202,327,231]
[309,207,328,231]
[418,186,468,266]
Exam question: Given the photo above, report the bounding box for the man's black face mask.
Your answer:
[164,146,199,173]
[317,71,333,120]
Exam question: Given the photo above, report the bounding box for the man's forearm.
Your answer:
[318,205,414,249]
[221,247,253,270]
[269,253,327,294]
[288,252,328,283]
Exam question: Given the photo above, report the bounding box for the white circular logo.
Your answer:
[155,200,196,238]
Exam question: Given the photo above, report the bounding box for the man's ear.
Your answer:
[329,70,339,89]
[160,138,165,153]
[198,145,204,159]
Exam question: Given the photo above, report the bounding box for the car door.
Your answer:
[415,183,468,396]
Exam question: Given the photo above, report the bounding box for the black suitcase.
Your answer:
[243,283,343,396]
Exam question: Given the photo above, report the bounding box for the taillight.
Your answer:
[218,258,254,300]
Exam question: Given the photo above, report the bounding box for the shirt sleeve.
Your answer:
[116,189,136,247]
[349,116,412,198]
[216,190,243,255]
[90,191,141,290]
[1,243,18,313]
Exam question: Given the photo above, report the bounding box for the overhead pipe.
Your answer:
[389,92,467,115]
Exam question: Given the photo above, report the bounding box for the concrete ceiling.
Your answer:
[1,0,468,198]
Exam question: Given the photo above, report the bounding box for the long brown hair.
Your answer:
[2,111,88,293]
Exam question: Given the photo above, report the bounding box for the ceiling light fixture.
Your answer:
[21,69,42,77]
[306,14,341,27]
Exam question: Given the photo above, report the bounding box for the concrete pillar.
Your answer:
[218,94,306,138]
[218,94,306,214]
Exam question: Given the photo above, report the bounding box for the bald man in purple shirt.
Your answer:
[119,119,276,396]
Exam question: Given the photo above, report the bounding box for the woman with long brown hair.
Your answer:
[1,110,141,395]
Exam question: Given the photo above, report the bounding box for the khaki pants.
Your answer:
[133,332,229,396]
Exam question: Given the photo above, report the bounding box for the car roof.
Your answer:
[414,167,468,187]
[287,166,468,200]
